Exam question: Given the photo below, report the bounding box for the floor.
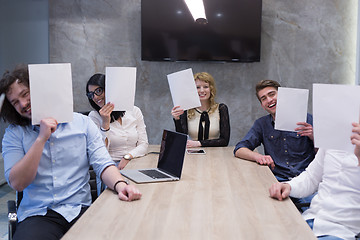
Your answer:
[0,183,16,240]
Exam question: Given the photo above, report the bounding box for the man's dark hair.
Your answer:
[0,65,31,126]
[255,79,281,101]
[85,73,125,122]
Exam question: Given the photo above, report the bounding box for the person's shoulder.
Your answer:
[5,124,23,133]
[218,103,228,110]
[3,123,28,140]
[71,112,92,125]
[132,105,144,115]
[88,110,99,117]
[255,114,270,122]
[74,112,88,119]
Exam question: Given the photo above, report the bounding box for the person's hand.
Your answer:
[38,118,58,142]
[254,154,275,169]
[171,106,184,120]
[295,122,314,141]
[115,183,142,201]
[99,102,114,129]
[269,182,291,201]
[186,140,201,148]
[117,158,130,170]
[351,122,360,166]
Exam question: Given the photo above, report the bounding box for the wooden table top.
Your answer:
[62,146,316,240]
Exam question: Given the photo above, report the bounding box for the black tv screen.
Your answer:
[141,0,262,62]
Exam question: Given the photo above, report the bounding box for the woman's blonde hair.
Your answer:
[188,72,218,119]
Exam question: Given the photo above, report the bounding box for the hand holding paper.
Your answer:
[351,122,360,165]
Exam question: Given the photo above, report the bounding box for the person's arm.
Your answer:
[9,118,57,191]
[269,182,291,201]
[172,107,188,134]
[86,116,141,201]
[89,111,110,146]
[351,122,360,166]
[100,165,141,201]
[270,149,326,201]
[235,147,275,169]
[199,103,230,147]
[98,102,114,131]
[286,148,325,198]
[129,107,149,157]
[118,107,149,170]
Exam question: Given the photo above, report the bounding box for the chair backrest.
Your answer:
[88,166,98,202]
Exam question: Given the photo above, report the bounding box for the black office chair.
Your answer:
[7,166,100,240]
[295,202,310,213]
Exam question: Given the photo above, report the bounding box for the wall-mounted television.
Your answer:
[141,0,262,63]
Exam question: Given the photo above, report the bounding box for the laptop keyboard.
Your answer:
[139,169,170,179]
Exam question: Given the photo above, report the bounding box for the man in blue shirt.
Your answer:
[0,65,142,240]
[234,80,316,181]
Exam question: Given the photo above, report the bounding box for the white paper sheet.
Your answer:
[28,63,73,125]
[167,68,201,110]
[313,83,360,153]
[105,67,136,111]
[275,87,309,132]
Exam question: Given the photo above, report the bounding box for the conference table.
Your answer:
[62,146,316,240]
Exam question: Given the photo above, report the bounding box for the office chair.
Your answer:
[295,202,310,213]
[7,166,100,240]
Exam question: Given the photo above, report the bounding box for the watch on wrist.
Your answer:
[123,154,132,161]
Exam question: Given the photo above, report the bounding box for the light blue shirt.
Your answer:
[2,113,115,222]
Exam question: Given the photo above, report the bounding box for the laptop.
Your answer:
[120,130,187,183]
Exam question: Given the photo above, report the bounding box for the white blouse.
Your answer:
[288,149,360,240]
[187,107,220,141]
[88,106,149,162]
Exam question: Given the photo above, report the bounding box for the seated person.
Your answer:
[171,72,230,148]
[234,80,316,208]
[234,79,316,180]
[269,122,360,240]
[0,65,141,240]
[86,73,148,170]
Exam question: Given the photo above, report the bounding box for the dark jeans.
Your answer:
[13,206,89,240]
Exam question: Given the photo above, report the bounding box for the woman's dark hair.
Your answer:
[86,73,124,122]
[0,65,31,126]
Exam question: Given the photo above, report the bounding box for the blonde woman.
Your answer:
[171,72,230,148]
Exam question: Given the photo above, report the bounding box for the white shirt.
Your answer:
[288,148,360,240]
[88,106,149,161]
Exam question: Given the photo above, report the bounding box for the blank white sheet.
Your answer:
[313,83,360,153]
[105,67,136,111]
[275,87,309,132]
[167,68,201,110]
[29,63,73,125]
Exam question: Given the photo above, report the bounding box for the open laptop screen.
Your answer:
[158,130,187,178]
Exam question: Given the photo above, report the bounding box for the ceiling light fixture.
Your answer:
[184,0,207,23]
